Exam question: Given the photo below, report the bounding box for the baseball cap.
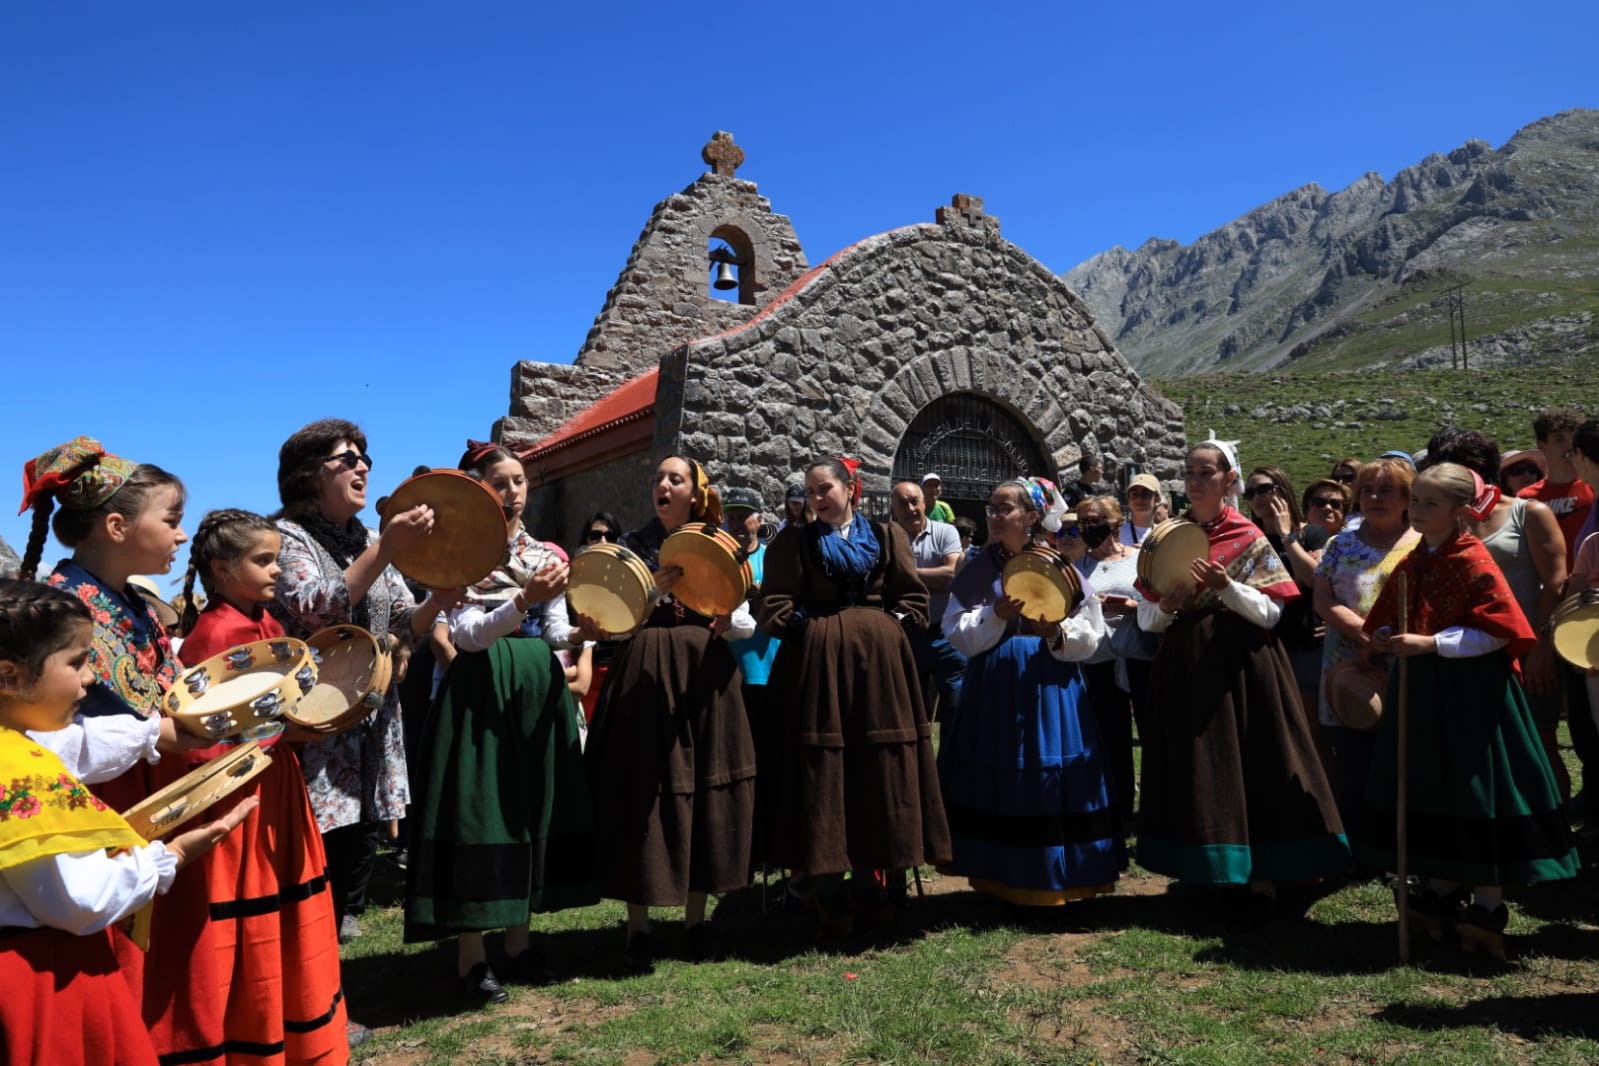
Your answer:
[723,487,762,512]
[921,472,942,484]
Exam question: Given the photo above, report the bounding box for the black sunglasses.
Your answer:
[584,528,618,543]
[326,449,373,471]
[1503,462,1542,480]
[1331,473,1356,484]
[1242,484,1277,500]
[1308,495,1345,510]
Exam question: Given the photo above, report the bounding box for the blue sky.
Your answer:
[3,1,1594,578]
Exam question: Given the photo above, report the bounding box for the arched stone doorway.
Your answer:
[890,392,1053,528]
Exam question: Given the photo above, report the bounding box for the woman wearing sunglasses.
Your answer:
[581,512,621,546]
[270,419,461,1028]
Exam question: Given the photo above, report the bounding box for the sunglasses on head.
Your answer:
[1241,484,1277,500]
[327,449,372,471]
[584,528,618,543]
[1308,495,1345,510]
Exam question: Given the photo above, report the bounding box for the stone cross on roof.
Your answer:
[702,131,744,177]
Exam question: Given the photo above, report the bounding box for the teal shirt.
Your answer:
[729,544,780,684]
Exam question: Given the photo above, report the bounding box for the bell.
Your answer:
[712,261,738,290]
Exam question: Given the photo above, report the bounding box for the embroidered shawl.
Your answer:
[1364,530,1536,659]
[1135,506,1300,608]
[467,525,562,608]
[0,727,146,871]
[48,560,177,719]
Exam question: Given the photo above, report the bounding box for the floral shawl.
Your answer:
[1135,507,1300,609]
[467,525,562,608]
[0,727,145,870]
[48,559,177,720]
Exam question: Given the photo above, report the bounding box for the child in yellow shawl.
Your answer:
[0,579,253,1066]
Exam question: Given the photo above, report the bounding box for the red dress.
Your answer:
[175,601,349,1065]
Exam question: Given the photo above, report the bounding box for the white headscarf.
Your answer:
[1200,432,1242,505]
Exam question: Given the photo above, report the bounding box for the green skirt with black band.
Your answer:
[405,637,598,940]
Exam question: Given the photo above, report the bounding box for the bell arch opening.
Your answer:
[890,391,1053,526]
[707,224,756,305]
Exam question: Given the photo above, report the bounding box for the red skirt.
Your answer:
[95,748,348,1065]
[0,925,158,1066]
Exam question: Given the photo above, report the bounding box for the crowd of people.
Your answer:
[2,405,1596,1065]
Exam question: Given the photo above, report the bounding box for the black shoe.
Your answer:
[1457,902,1510,962]
[501,949,557,985]
[685,922,721,962]
[622,932,654,974]
[458,962,509,1003]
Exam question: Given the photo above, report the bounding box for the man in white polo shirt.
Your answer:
[892,480,965,718]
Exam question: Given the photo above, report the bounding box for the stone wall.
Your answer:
[652,195,1187,506]
[494,361,634,446]
[571,172,809,378]
[522,449,660,549]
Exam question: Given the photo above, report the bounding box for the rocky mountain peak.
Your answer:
[1064,109,1599,375]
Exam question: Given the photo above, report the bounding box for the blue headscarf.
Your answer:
[808,510,881,580]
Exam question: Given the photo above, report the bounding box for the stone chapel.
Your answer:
[494,132,1185,541]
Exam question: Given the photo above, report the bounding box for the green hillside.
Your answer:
[1149,361,1597,491]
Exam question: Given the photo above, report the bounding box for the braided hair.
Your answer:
[0,578,93,688]
[19,464,185,583]
[180,509,280,635]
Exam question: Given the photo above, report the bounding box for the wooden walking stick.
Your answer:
[1395,570,1411,964]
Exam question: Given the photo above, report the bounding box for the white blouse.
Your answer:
[28,715,162,784]
[0,843,177,934]
[942,592,1106,663]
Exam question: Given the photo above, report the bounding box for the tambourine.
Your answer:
[286,625,394,734]
[1326,658,1387,731]
[568,541,658,637]
[1551,588,1599,671]
[379,469,509,589]
[658,522,753,618]
[1137,518,1209,595]
[122,740,272,840]
[1000,544,1084,624]
[166,639,317,741]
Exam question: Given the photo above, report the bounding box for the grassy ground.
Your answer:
[345,736,1598,1066]
[1148,362,1594,493]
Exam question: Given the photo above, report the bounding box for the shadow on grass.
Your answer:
[339,851,1599,1030]
[1376,992,1599,1041]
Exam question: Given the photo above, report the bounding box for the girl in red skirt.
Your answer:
[175,509,350,1063]
[0,579,254,1066]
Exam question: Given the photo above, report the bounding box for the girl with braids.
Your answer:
[1134,440,1347,898]
[1360,462,1577,960]
[18,437,255,1060]
[575,455,756,972]
[268,419,458,958]
[18,437,199,786]
[938,478,1120,907]
[0,579,256,1066]
[757,458,950,938]
[174,509,349,1063]
[405,444,596,1003]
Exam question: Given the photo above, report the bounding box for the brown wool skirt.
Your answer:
[765,607,951,875]
[585,624,755,906]
[1138,610,1347,883]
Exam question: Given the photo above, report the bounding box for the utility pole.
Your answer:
[1443,282,1468,371]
